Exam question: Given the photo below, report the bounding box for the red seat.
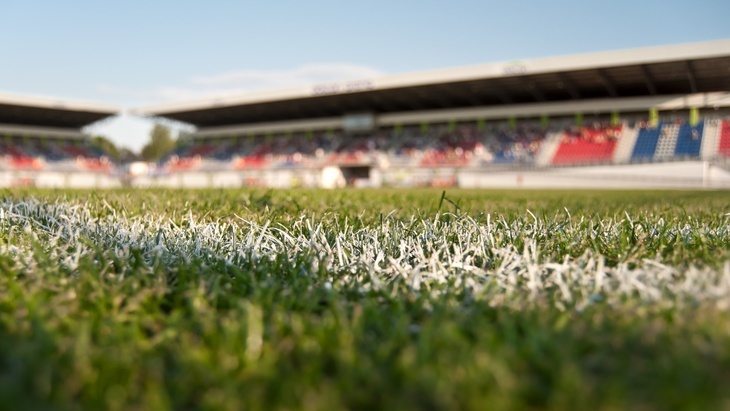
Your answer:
[77,158,111,172]
[234,156,269,169]
[63,146,91,157]
[719,121,730,157]
[552,126,621,165]
[190,145,216,156]
[9,156,44,170]
[166,156,201,171]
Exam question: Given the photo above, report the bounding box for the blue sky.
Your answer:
[1,0,728,151]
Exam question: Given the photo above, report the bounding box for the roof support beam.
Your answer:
[526,81,546,102]
[289,103,306,118]
[395,100,419,111]
[412,89,452,109]
[322,100,345,116]
[302,103,331,118]
[370,96,399,112]
[556,73,581,99]
[433,95,454,109]
[494,92,513,105]
[466,86,488,106]
[317,104,336,117]
[330,96,364,114]
[488,81,514,104]
[640,65,657,95]
[685,61,698,93]
[331,97,352,113]
[342,100,363,113]
[464,93,483,106]
[396,91,425,111]
[437,86,481,107]
[597,69,618,97]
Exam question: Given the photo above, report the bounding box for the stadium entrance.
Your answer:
[341,165,371,187]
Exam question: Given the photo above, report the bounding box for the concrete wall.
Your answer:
[458,161,730,189]
[131,168,323,189]
[4,162,729,190]
[0,171,121,188]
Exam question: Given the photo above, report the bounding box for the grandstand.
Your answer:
[136,39,730,189]
[0,93,119,188]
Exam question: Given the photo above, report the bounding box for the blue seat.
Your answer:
[631,124,662,160]
[673,122,703,157]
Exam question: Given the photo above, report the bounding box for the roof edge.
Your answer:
[0,122,87,138]
[186,93,730,137]
[0,91,119,114]
[136,38,730,118]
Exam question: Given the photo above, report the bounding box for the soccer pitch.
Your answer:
[1,188,729,410]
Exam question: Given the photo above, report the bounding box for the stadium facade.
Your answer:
[134,39,730,189]
[0,93,119,188]
[3,40,730,189]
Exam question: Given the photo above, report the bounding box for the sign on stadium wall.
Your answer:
[311,80,375,97]
[501,61,528,76]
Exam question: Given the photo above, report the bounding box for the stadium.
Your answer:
[123,39,730,189]
[2,39,730,189]
[0,92,119,188]
[3,30,730,409]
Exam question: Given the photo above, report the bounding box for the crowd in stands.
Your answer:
[157,117,730,173]
[4,117,726,178]
[161,122,552,172]
[484,127,545,164]
[0,136,112,172]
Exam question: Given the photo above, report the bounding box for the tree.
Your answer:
[118,148,139,163]
[90,135,121,161]
[141,124,176,162]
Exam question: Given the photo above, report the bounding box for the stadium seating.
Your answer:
[326,135,376,165]
[418,128,477,167]
[156,116,730,175]
[630,123,662,161]
[0,136,113,172]
[166,125,548,171]
[9,156,44,170]
[233,155,270,169]
[166,156,201,172]
[63,145,93,158]
[551,124,620,165]
[481,127,544,164]
[77,157,112,172]
[673,121,704,158]
[188,145,216,157]
[385,128,425,165]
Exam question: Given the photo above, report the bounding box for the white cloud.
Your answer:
[91,62,384,152]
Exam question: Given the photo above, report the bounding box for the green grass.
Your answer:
[1,188,729,410]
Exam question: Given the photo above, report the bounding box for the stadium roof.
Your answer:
[137,39,730,128]
[191,93,730,138]
[0,92,119,129]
